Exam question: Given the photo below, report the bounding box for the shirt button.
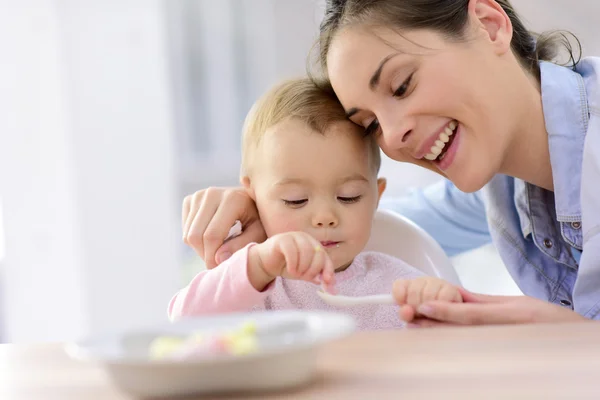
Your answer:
[560,299,572,307]
[543,238,553,248]
[571,221,582,230]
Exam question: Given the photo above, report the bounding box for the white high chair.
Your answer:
[365,209,462,285]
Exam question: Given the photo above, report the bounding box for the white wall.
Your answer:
[515,0,600,56]
[0,0,88,342]
[173,0,323,194]
[0,0,181,343]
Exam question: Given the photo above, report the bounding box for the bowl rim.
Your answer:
[64,310,356,366]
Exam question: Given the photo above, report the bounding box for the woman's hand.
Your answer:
[182,187,267,269]
[407,288,587,327]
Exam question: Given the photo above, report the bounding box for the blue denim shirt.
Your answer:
[381,58,600,319]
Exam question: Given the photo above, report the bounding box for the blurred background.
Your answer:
[0,0,598,343]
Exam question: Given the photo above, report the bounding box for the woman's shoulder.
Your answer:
[577,57,600,107]
[576,56,600,76]
[580,57,600,147]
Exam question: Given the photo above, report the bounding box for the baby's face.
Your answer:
[247,119,382,270]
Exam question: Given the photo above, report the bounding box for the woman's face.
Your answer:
[327,17,527,192]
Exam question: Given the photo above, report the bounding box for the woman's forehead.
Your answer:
[328,26,444,59]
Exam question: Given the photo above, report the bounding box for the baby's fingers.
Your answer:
[422,279,443,303]
[305,245,326,283]
[319,251,337,293]
[406,280,428,308]
[320,248,335,284]
[291,234,318,279]
[399,304,417,322]
[393,280,410,305]
[277,236,300,278]
[303,239,335,285]
[438,284,464,303]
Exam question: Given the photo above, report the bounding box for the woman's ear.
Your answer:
[240,176,256,201]
[376,177,387,204]
[467,0,512,55]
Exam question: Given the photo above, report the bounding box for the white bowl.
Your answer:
[65,311,355,398]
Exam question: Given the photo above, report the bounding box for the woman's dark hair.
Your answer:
[316,0,581,81]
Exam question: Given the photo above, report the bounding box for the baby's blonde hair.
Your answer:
[241,78,381,177]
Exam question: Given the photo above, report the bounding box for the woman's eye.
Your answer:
[393,73,414,98]
[338,195,362,204]
[282,199,307,207]
[364,119,380,137]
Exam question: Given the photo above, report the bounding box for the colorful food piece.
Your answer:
[149,320,258,360]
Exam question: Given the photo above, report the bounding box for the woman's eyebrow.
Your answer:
[369,52,401,90]
[344,53,402,119]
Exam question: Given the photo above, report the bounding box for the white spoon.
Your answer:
[317,291,395,307]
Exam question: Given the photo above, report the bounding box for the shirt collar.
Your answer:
[513,61,589,237]
[541,61,589,221]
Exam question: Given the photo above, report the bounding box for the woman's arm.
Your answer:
[379,179,491,256]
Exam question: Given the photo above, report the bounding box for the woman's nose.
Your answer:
[378,113,416,150]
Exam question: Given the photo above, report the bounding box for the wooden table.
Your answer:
[2,322,600,399]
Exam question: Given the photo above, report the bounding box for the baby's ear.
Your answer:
[240,175,256,200]
[376,177,387,203]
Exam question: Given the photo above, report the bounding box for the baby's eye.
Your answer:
[282,199,307,208]
[338,195,362,204]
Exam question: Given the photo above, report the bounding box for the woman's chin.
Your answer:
[449,171,492,193]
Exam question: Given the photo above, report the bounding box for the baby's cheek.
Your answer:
[261,209,305,236]
[348,210,374,243]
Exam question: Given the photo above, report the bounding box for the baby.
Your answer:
[169,78,463,330]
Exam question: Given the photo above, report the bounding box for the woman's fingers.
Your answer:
[201,192,254,269]
[181,195,192,234]
[183,188,220,258]
[415,301,531,325]
[215,220,267,266]
[181,187,264,269]
[457,287,521,303]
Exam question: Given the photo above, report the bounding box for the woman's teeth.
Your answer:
[424,120,458,161]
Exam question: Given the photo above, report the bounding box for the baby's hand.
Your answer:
[392,277,463,322]
[248,232,336,291]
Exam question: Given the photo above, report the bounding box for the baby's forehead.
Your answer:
[253,119,373,181]
[263,118,363,145]
[262,121,365,160]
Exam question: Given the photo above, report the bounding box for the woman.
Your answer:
[181,0,600,326]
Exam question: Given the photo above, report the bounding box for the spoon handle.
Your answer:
[356,294,395,305]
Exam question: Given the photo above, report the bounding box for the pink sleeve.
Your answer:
[167,244,273,321]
